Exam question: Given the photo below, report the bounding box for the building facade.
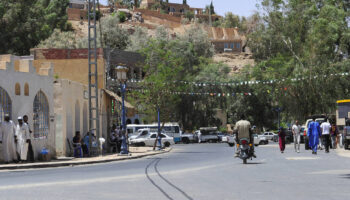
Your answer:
[0,55,55,159]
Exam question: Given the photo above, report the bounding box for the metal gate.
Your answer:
[33,91,49,139]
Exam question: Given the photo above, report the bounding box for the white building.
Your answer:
[0,55,55,159]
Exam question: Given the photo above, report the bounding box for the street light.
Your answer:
[115,65,129,155]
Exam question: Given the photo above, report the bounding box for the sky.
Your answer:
[99,0,259,17]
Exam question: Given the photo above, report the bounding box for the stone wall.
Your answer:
[67,8,87,21]
[134,8,182,24]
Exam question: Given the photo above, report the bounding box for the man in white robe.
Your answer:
[15,117,30,161]
[0,114,18,163]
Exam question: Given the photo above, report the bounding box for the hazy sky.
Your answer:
[99,0,259,17]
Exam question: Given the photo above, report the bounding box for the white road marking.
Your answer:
[285,157,319,160]
[309,169,350,175]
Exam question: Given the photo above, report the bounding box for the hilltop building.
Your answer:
[207,27,244,54]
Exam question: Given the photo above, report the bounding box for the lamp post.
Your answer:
[116,66,129,155]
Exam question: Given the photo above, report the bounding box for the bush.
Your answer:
[185,11,194,20]
[118,11,127,23]
[87,10,102,20]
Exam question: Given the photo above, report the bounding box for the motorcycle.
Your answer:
[237,138,254,164]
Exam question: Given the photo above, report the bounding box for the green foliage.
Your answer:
[244,0,350,128]
[118,11,127,22]
[185,11,195,20]
[37,29,77,49]
[0,0,70,55]
[87,10,102,20]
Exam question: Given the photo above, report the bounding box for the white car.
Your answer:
[262,132,277,140]
[227,134,265,147]
[129,132,175,147]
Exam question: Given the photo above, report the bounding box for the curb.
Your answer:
[0,148,172,171]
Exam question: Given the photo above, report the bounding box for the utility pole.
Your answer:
[88,0,100,156]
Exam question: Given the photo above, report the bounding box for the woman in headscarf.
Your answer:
[278,127,286,153]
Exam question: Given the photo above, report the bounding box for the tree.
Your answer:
[0,0,71,55]
[183,0,187,5]
[38,15,130,50]
[36,29,77,49]
[245,0,350,125]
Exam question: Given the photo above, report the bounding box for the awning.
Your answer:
[103,89,135,109]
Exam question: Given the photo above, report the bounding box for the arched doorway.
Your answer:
[33,91,49,139]
[0,87,12,122]
[134,119,140,124]
[126,119,132,125]
[75,100,80,133]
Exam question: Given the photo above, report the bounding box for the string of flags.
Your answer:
[126,72,350,87]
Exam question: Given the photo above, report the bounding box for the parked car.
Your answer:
[181,132,195,144]
[227,134,265,147]
[194,127,219,143]
[129,132,174,147]
[262,132,277,141]
[218,132,228,142]
[257,134,269,145]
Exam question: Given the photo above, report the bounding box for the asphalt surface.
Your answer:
[0,142,350,200]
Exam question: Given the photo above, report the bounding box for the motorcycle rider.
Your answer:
[234,114,255,157]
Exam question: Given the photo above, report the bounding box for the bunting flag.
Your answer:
[124,71,349,87]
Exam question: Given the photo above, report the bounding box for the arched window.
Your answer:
[15,83,20,96]
[33,91,49,139]
[0,87,12,123]
[24,83,29,96]
[126,119,132,125]
[134,119,140,124]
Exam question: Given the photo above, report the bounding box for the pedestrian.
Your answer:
[116,125,122,152]
[307,117,321,155]
[320,118,331,153]
[278,127,286,153]
[292,120,301,153]
[110,124,118,153]
[0,114,18,163]
[72,131,82,158]
[15,117,30,162]
[198,130,202,143]
[330,122,339,149]
[23,115,34,162]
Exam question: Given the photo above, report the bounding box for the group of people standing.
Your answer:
[278,117,340,155]
[0,114,34,164]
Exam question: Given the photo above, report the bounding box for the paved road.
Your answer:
[0,143,350,200]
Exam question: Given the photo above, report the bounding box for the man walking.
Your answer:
[307,117,321,155]
[292,120,301,153]
[15,117,30,162]
[0,114,18,163]
[320,118,331,153]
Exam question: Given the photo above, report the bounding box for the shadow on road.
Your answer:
[340,174,350,179]
[242,162,265,165]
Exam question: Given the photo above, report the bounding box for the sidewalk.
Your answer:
[0,147,172,170]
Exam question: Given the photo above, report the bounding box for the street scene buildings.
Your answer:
[0,0,350,199]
